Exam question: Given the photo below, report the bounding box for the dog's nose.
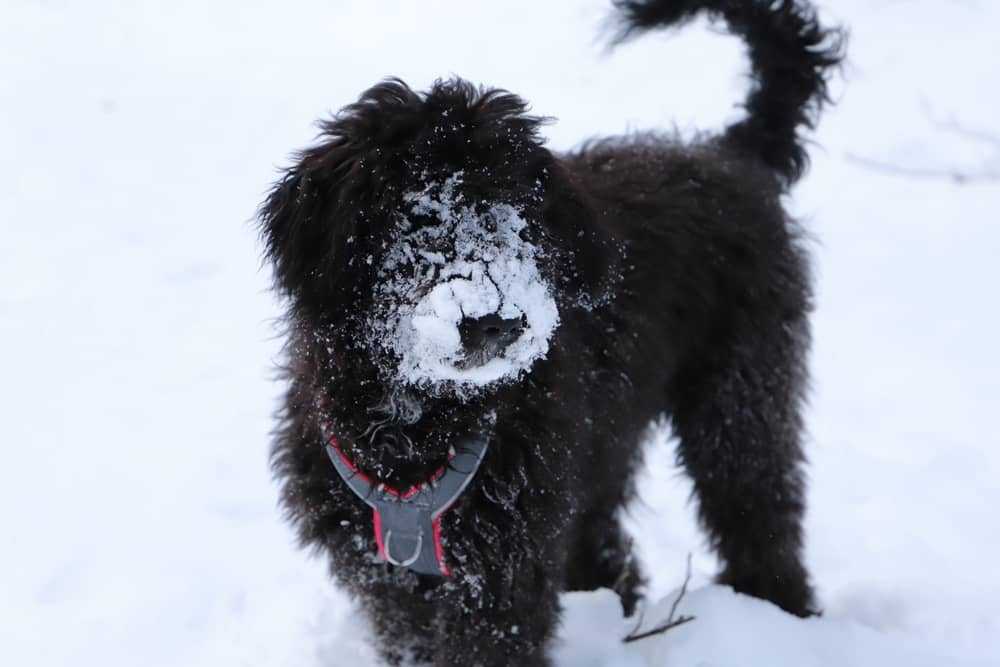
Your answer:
[458,314,524,360]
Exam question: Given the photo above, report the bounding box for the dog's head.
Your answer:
[260,79,614,479]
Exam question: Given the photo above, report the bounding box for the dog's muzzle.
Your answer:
[457,313,526,369]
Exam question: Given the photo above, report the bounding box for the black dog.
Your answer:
[259,1,843,664]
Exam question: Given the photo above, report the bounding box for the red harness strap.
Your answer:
[324,432,488,577]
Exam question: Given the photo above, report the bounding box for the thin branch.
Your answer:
[843,152,999,184]
[846,100,1000,184]
[665,553,693,623]
[622,615,696,643]
[919,97,1000,149]
[936,119,1000,149]
[622,554,696,644]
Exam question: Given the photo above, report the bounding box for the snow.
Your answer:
[554,586,998,667]
[373,173,559,392]
[2,0,999,665]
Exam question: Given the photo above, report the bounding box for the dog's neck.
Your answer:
[322,424,489,576]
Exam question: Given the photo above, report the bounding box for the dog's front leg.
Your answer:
[353,574,441,666]
[433,557,562,667]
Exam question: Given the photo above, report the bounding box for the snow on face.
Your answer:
[370,173,559,394]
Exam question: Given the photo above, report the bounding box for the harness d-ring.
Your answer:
[384,530,423,567]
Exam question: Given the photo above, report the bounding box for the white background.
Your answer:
[2,1,998,664]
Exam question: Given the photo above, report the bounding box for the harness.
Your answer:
[324,432,488,576]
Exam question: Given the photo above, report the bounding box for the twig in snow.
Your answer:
[622,554,696,644]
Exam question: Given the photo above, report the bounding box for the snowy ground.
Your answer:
[2,0,998,665]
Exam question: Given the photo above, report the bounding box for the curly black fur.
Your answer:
[258,1,844,665]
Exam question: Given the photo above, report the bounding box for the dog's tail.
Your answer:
[612,0,844,186]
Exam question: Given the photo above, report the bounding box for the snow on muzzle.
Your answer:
[369,173,559,393]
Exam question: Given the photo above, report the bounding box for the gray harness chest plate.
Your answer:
[325,435,488,576]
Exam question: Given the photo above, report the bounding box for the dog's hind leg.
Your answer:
[668,313,816,617]
[563,511,645,616]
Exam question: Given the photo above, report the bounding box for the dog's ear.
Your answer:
[258,132,370,309]
[261,159,331,298]
[260,80,428,306]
